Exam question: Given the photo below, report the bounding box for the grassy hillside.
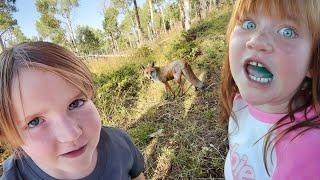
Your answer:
[90,6,232,179]
[0,5,232,179]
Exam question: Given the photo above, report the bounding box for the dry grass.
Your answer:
[0,5,231,179]
[91,7,232,179]
[85,56,136,75]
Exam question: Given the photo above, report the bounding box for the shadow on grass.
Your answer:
[126,67,228,179]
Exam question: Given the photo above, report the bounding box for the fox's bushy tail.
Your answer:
[182,62,206,89]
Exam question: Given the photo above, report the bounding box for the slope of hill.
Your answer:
[90,6,232,179]
[0,5,232,179]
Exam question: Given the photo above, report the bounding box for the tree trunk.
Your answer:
[178,0,185,30]
[123,1,140,48]
[0,36,5,52]
[159,5,167,33]
[64,13,78,52]
[215,0,221,8]
[127,33,133,48]
[110,34,117,54]
[147,23,152,41]
[195,1,201,21]
[183,0,191,31]
[133,0,144,46]
[148,0,155,39]
[200,0,207,20]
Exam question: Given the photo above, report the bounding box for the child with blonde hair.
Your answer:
[220,0,320,179]
[0,42,145,179]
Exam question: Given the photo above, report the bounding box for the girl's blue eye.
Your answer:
[69,99,85,110]
[278,27,297,38]
[242,20,256,30]
[28,118,44,128]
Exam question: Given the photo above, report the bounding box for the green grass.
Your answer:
[89,7,231,179]
[0,5,232,179]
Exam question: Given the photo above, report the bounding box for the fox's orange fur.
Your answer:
[141,60,206,96]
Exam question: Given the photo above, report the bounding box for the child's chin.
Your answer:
[241,93,268,106]
[63,146,97,170]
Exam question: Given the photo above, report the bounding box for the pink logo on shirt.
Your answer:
[230,143,256,180]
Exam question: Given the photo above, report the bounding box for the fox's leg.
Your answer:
[179,79,185,96]
[164,81,175,97]
[177,78,185,96]
[173,71,184,96]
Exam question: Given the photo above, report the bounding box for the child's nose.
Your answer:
[246,32,273,53]
[54,116,82,143]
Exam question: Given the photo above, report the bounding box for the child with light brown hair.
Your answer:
[220,0,320,179]
[0,41,145,179]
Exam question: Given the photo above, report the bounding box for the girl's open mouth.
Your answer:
[245,60,273,84]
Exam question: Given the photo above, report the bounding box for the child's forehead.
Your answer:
[236,1,306,24]
[11,69,82,117]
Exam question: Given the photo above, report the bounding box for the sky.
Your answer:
[13,0,146,38]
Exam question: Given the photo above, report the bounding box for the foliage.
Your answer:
[75,25,102,54]
[103,7,119,37]
[166,10,231,62]
[93,65,143,124]
[0,0,17,31]
[7,26,29,47]
[35,0,65,43]
[133,45,154,58]
[57,0,79,15]
[0,2,234,178]
[0,0,17,50]
[35,0,79,47]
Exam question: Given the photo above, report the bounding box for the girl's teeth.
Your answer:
[249,75,272,84]
[249,61,263,67]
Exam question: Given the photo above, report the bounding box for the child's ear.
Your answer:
[307,72,311,78]
[151,61,155,67]
[306,70,312,78]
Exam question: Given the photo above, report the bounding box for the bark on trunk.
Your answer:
[148,0,155,39]
[133,0,144,46]
[183,0,191,31]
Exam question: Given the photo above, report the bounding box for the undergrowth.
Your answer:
[0,4,232,179]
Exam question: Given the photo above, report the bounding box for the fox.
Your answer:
[141,60,206,96]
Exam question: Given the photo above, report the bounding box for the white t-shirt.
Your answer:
[224,95,320,180]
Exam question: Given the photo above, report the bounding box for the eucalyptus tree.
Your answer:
[153,0,167,33]
[178,0,191,31]
[0,0,17,51]
[7,26,28,47]
[112,0,144,46]
[103,6,120,54]
[119,12,138,49]
[147,0,155,39]
[193,0,209,21]
[56,0,79,51]
[164,1,180,29]
[132,0,144,45]
[182,0,191,31]
[75,25,101,55]
[35,0,79,50]
[35,0,64,43]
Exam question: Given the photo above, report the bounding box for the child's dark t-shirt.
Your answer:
[1,126,145,180]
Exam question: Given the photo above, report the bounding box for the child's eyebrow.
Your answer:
[70,91,86,101]
[24,110,47,123]
[24,91,85,121]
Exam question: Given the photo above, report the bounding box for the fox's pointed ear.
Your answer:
[140,64,145,70]
[151,61,155,67]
